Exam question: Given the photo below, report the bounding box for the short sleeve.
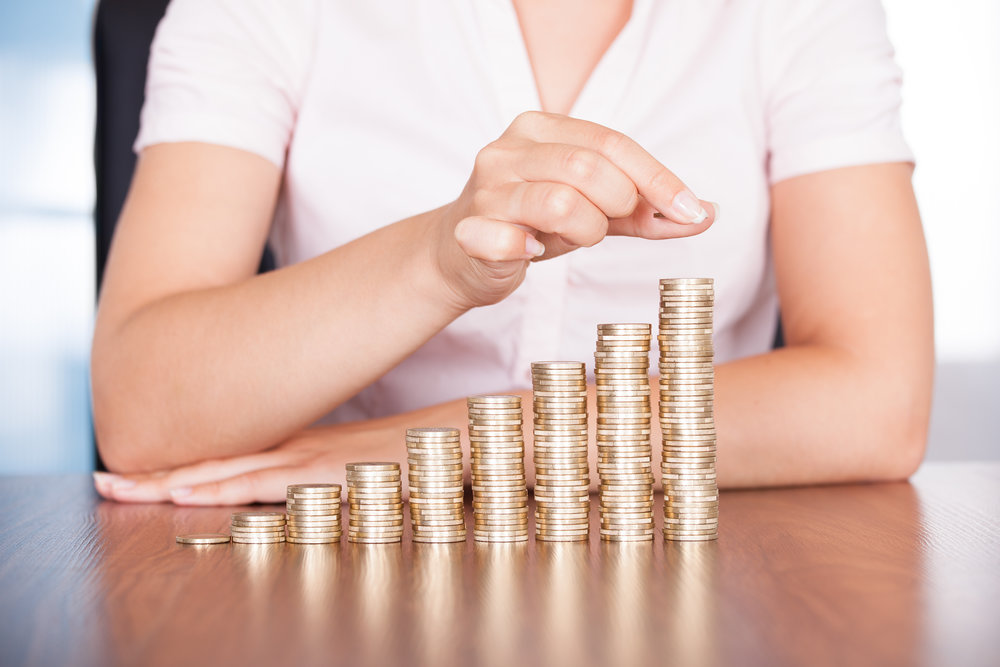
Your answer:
[761,0,913,184]
[134,0,320,168]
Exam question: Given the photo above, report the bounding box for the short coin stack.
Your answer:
[346,462,404,544]
[407,427,467,543]
[658,278,719,541]
[531,362,591,542]
[595,323,655,541]
[468,395,529,542]
[285,483,342,544]
[230,511,286,544]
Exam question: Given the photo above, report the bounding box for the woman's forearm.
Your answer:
[93,208,464,472]
[387,344,930,490]
[714,344,930,487]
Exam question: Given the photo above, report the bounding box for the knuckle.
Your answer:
[511,110,544,133]
[562,148,601,183]
[610,185,640,218]
[647,167,679,194]
[540,184,578,220]
[474,142,505,172]
[579,217,609,247]
[598,129,628,156]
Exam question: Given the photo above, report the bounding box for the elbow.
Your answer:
[880,424,927,482]
[872,384,932,483]
[92,361,164,474]
[93,400,155,474]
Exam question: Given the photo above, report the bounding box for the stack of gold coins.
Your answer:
[346,462,404,544]
[407,427,467,543]
[285,483,342,544]
[531,361,591,542]
[595,323,655,541]
[230,511,286,544]
[467,395,529,542]
[658,278,719,542]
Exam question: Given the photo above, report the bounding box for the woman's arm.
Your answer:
[92,143,463,473]
[97,162,931,503]
[92,113,717,474]
[715,162,933,485]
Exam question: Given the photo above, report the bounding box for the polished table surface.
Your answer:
[1,462,998,667]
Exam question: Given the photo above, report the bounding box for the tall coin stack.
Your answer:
[595,323,655,541]
[407,427,467,543]
[531,362,591,542]
[658,278,719,541]
[467,395,529,542]
[346,462,404,544]
[286,483,342,544]
[230,511,286,544]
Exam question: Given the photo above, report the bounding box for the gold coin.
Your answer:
[287,483,341,493]
[232,536,286,544]
[346,462,400,472]
[407,427,460,437]
[467,394,521,404]
[176,533,230,545]
[232,512,285,522]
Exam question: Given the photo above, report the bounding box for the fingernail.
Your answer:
[111,479,136,492]
[709,202,721,222]
[525,236,545,257]
[170,487,192,498]
[93,471,118,487]
[669,190,707,224]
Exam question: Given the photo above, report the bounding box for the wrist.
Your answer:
[410,203,477,317]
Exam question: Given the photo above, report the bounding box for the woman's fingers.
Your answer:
[506,111,712,224]
[454,216,546,262]
[93,450,296,503]
[608,199,721,239]
[489,181,610,249]
[509,143,638,219]
[169,466,301,506]
[94,470,170,502]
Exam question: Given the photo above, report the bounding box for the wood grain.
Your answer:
[1,463,998,667]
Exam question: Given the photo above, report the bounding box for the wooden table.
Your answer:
[1,462,998,667]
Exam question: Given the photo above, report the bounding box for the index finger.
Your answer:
[505,112,715,225]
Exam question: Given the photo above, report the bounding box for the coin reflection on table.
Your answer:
[291,541,340,651]
[537,542,591,665]
[664,542,718,667]
[412,542,465,667]
[473,542,527,667]
[350,543,403,665]
[600,541,655,666]
[231,541,281,643]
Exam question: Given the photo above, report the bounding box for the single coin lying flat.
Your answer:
[176,533,231,545]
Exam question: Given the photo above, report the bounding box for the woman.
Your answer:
[91,0,933,505]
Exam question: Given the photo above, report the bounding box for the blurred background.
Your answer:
[0,0,997,474]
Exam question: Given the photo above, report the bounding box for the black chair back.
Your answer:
[93,0,273,292]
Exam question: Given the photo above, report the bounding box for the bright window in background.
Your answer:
[0,1,996,474]
[0,0,96,473]
[883,0,1000,362]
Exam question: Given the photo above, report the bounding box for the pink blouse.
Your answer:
[136,0,913,422]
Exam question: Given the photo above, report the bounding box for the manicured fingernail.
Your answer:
[525,236,545,257]
[669,190,707,224]
[709,202,721,222]
[93,471,118,487]
[111,479,136,491]
[170,487,192,498]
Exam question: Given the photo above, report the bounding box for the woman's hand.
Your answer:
[93,421,407,505]
[433,111,719,309]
